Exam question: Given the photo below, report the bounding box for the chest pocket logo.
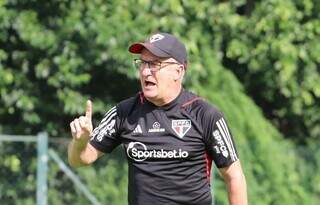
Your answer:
[172,120,191,138]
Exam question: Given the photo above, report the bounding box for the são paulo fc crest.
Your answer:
[172,120,191,138]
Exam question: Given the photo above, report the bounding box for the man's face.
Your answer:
[138,49,181,105]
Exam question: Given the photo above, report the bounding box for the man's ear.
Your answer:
[173,65,185,81]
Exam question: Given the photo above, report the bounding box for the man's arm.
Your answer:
[68,139,103,167]
[68,100,103,167]
[219,160,248,205]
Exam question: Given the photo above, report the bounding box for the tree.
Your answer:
[0,0,319,204]
[215,0,320,143]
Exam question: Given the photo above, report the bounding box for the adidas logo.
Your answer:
[133,125,142,134]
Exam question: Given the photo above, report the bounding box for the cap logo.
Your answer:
[149,34,164,43]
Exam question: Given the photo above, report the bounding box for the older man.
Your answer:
[68,32,247,205]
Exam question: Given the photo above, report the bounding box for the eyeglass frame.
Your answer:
[133,58,181,72]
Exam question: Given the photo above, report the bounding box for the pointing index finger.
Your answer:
[85,100,92,119]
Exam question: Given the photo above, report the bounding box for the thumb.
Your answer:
[85,99,92,120]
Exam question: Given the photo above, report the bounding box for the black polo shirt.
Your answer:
[90,89,238,205]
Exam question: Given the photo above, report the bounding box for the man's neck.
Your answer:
[147,86,182,107]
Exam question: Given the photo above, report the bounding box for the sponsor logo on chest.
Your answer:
[172,119,191,138]
[127,141,189,162]
[148,122,165,133]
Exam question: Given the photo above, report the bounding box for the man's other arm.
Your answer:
[219,160,248,205]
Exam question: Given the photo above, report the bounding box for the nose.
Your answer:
[140,65,152,77]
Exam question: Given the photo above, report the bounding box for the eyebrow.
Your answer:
[140,58,160,62]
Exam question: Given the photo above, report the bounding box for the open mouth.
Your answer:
[144,80,156,88]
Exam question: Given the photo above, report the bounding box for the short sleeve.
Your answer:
[203,109,238,168]
[90,106,121,153]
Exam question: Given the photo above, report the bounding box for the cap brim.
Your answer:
[129,43,170,58]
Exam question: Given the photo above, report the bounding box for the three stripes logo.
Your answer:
[133,125,143,134]
[213,118,238,161]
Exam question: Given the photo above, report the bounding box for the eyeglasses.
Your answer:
[133,59,180,72]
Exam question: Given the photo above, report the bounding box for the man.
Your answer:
[68,32,247,205]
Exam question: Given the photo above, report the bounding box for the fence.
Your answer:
[0,133,101,205]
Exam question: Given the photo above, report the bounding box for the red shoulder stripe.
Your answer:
[180,97,201,108]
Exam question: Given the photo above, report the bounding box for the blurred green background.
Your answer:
[0,0,319,204]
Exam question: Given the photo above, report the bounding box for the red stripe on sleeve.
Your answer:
[205,152,212,184]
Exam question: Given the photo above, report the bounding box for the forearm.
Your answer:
[226,171,247,205]
[68,139,91,167]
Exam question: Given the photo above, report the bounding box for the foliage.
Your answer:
[47,145,128,205]
[0,142,37,205]
[0,0,319,204]
[214,0,320,143]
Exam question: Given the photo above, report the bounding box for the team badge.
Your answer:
[149,34,164,43]
[172,120,191,138]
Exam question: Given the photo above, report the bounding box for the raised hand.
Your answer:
[70,100,93,142]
